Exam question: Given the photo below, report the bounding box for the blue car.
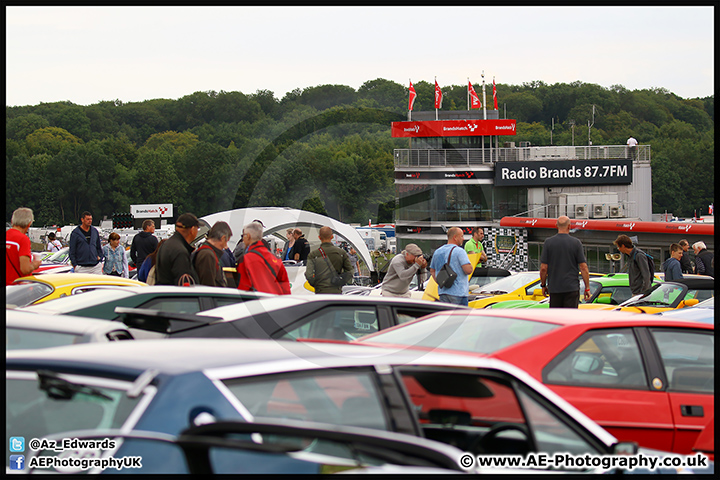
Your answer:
[6,339,711,474]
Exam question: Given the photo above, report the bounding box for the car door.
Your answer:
[541,327,675,452]
[642,327,714,454]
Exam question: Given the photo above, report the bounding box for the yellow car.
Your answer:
[579,277,712,314]
[7,273,146,308]
[468,271,604,309]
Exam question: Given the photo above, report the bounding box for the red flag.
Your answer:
[408,81,417,111]
[434,79,443,109]
[468,81,481,109]
[493,78,498,110]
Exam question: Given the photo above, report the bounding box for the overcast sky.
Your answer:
[6,6,715,107]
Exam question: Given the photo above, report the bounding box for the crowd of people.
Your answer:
[6,208,715,304]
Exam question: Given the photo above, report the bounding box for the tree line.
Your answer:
[6,78,714,226]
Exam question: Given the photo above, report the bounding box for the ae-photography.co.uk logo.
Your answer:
[10,436,26,452]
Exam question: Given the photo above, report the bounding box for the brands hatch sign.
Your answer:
[494,159,632,187]
[131,204,174,218]
[391,119,517,138]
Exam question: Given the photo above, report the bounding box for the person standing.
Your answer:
[539,216,591,308]
[381,244,427,298]
[46,232,62,253]
[692,241,714,277]
[305,226,353,294]
[155,213,199,286]
[464,227,488,266]
[429,227,473,306]
[613,234,652,295]
[237,222,290,294]
[289,228,311,264]
[192,221,232,287]
[102,232,129,277]
[6,207,42,285]
[348,247,360,278]
[627,136,638,160]
[69,211,104,275]
[130,219,158,269]
[662,243,684,282]
[280,228,295,261]
[678,239,694,274]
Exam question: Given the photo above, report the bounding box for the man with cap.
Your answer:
[155,213,200,286]
[381,244,427,298]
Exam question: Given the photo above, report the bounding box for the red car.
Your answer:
[355,309,713,456]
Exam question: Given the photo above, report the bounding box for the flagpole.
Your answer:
[408,78,412,121]
[467,77,470,111]
[481,72,487,120]
[435,76,438,121]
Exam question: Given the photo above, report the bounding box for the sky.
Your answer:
[5,6,715,107]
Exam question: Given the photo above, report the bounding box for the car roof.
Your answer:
[668,277,715,289]
[200,294,466,321]
[6,310,129,335]
[423,308,714,330]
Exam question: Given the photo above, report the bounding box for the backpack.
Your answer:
[634,249,655,274]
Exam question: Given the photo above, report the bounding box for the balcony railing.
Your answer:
[394,145,650,167]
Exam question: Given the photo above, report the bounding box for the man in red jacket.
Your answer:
[237,221,290,294]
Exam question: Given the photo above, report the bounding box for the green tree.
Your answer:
[25,127,83,156]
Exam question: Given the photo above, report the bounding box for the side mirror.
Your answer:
[680,299,699,308]
[596,296,612,304]
[612,441,639,455]
[532,288,545,297]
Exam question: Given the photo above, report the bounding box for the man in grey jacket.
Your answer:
[381,244,427,298]
[614,234,652,295]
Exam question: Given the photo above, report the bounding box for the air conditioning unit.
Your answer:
[592,204,607,218]
[574,205,589,219]
[609,205,624,218]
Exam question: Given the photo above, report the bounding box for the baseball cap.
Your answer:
[176,213,199,229]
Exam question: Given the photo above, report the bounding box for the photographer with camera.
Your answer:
[381,244,427,298]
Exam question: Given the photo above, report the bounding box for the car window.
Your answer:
[685,288,714,302]
[360,314,558,354]
[635,283,685,308]
[596,286,633,305]
[399,367,577,457]
[6,282,54,307]
[214,297,247,308]
[139,297,203,314]
[650,329,714,393]
[6,372,148,468]
[394,307,442,325]
[279,307,379,341]
[544,329,647,388]
[478,272,539,294]
[222,370,389,431]
[515,386,602,456]
[6,328,84,350]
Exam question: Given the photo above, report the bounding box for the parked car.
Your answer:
[114,295,468,341]
[6,310,134,350]
[6,273,146,308]
[31,246,73,275]
[468,271,604,308]
[24,419,469,474]
[488,273,660,309]
[17,285,271,320]
[578,277,713,313]
[657,296,714,324]
[6,338,681,474]
[356,309,713,455]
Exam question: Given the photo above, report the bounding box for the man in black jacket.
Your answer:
[155,213,199,286]
[289,228,311,264]
[130,220,158,268]
[692,241,714,277]
[678,239,694,274]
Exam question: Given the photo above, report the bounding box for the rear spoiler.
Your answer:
[114,306,222,334]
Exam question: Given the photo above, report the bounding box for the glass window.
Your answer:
[544,329,647,388]
[280,307,378,341]
[6,282,53,307]
[139,297,203,314]
[399,368,530,455]
[6,373,145,467]
[6,328,84,350]
[516,387,601,456]
[222,371,389,431]
[650,330,713,393]
[361,314,558,354]
[478,272,539,295]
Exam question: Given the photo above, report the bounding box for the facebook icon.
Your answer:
[10,454,25,470]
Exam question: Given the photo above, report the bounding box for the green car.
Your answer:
[488,273,659,309]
